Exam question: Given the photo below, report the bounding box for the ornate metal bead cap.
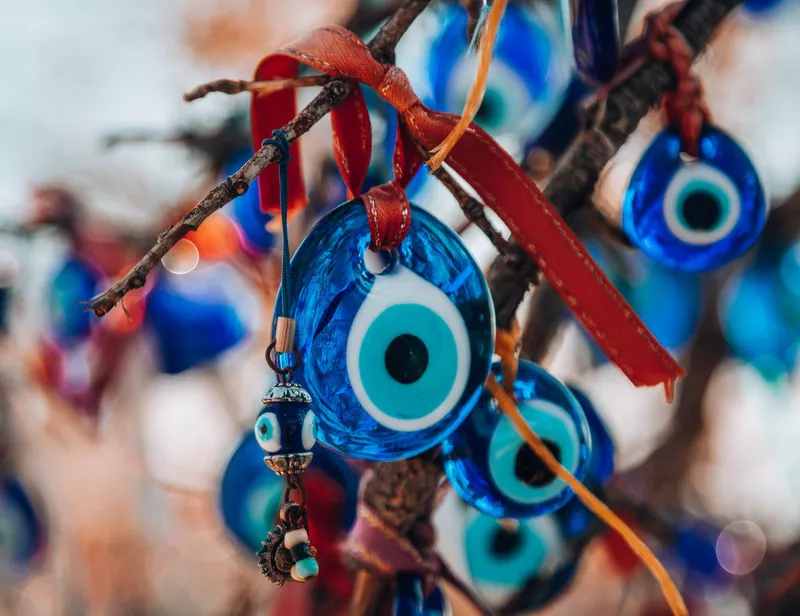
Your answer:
[262,383,313,405]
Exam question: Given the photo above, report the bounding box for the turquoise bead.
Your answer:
[295,557,319,580]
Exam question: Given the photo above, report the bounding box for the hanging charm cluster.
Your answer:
[252,129,320,586]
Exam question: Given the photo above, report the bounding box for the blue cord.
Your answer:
[262,130,292,319]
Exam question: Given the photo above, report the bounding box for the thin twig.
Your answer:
[405,123,511,255]
[183,75,330,102]
[487,0,744,329]
[88,0,433,317]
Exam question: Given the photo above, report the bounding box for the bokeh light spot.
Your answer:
[162,239,199,275]
[716,520,767,575]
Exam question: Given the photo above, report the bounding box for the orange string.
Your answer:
[428,0,508,171]
[485,374,688,616]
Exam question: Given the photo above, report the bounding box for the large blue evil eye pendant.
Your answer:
[254,380,320,584]
[622,125,767,272]
[276,200,495,462]
[442,361,591,519]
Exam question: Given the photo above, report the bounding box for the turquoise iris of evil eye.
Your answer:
[358,304,458,424]
[488,401,580,507]
[466,514,551,589]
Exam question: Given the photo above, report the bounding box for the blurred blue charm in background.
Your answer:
[144,265,250,375]
[742,0,792,16]
[222,148,275,256]
[721,242,800,380]
[48,255,103,346]
[442,361,591,519]
[0,476,46,578]
[622,125,767,272]
[278,200,494,462]
[570,0,620,85]
[220,431,358,555]
[582,242,702,360]
[393,574,450,616]
[669,520,731,593]
[423,2,571,149]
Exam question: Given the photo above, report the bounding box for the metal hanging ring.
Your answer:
[265,340,302,377]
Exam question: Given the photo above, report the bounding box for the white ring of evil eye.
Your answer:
[302,411,317,451]
[254,412,282,453]
[662,162,741,246]
[488,400,580,506]
[345,265,471,433]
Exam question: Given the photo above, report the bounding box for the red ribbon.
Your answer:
[251,26,684,391]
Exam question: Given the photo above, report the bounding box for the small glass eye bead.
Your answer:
[255,383,318,477]
[622,125,767,272]
[274,200,495,462]
[442,360,592,519]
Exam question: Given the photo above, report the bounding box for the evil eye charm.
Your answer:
[570,0,620,85]
[256,383,317,476]
[426,3,571,146]
[622,125,767,272]
[393,575,451,616]
[582,242,702,359]
[743,0,788,16]
[434,492,580,614]
[0,476,46,577]
[720,244,800,380]
[144,265,250,374]
[556,387,614,539]
[276,200,494,462]
[442,360,591,519]
[221,431,358,555]
[48,255,102,345]
[223,148,275,255]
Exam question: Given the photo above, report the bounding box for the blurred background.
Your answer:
[1,0,800,614]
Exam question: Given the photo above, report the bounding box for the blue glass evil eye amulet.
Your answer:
[275,200,495,462]
[623,125,767,272]
[442,361,591,519]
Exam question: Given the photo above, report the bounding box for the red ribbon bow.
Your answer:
[251,25,683,391]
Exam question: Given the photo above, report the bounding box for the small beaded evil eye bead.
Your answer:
[254,383,318,476]
[275,200,495,462]
[441,360,591,519]
[622,125,767,272]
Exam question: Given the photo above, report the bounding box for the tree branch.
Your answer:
[87,0,433,317]
[183,75,330,102]
[487,0,744,330]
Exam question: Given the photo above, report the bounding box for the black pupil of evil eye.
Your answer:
[515,439,561,488]
[260,425,267,435]
[491,526,524,557]
[384,334,429,384]
[682,190,722,231]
